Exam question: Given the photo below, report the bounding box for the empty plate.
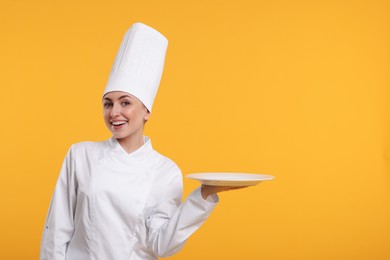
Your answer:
[186,173,275,187]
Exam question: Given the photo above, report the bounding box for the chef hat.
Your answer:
[103,22,168,112]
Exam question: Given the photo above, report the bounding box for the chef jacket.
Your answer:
[40,136,218,260]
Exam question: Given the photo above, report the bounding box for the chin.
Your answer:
[113,132,136,140]
[112,133,127,139]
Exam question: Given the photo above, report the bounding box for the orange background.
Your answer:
[1,0,389,259]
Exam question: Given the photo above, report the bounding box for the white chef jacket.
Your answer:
[40,136,218,260]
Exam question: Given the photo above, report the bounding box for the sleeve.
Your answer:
[145,165,219,257]
[40,145,77,260]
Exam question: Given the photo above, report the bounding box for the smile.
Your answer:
[111,121,128,126]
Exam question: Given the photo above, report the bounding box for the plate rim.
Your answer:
[186,172,275,181]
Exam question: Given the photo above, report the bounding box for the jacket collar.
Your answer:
[108,136,153,160]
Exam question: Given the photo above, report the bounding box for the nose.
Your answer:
[110,103,121,117]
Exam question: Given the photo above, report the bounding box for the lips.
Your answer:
[111,120,128,126]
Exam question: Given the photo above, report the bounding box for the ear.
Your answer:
[144,110,151,121]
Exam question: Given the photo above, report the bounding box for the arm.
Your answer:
[40,146,77,260]
[145,167,218,257]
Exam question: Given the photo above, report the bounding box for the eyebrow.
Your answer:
[103,95,133,101]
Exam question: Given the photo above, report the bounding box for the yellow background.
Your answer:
[1,0,389,259]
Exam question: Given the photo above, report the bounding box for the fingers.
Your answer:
[202,185,251,193]
[201,184,252,199]
[220,185,250,191]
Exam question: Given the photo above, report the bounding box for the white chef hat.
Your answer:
[103,22,168,112]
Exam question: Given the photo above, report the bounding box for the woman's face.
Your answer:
[103,91,150,142]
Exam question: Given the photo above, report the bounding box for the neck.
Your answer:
[116,134,145,154]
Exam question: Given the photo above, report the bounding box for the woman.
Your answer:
[40,22,243,260]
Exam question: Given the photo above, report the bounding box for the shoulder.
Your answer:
[150,149,182,180]
[68,140,106,156]
[151,149,181,172]
[148,149,183,202]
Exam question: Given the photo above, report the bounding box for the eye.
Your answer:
[103,102,113,108]
[121,101,131,106]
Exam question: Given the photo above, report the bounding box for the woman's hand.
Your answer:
[200,184,250,200]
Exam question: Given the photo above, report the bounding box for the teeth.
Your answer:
[112,121,127,126]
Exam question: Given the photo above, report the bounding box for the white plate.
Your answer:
[186,173,274,187]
